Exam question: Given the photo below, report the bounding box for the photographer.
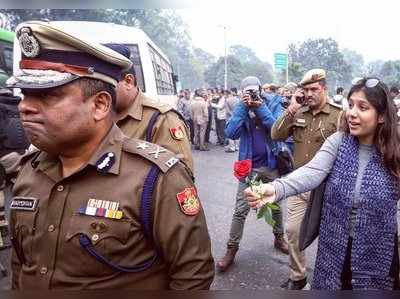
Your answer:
[271,69,342,289]
[216,76,289,272]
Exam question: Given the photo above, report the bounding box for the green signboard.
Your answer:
[274,53,287,70]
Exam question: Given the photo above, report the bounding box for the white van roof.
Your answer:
[50,21,171,64]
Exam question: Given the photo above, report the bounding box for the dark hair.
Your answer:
[341,77,400,177]
[75,78,117,111]
[230,87,237,93]
[336,87,344,94]
[390,86,399,94]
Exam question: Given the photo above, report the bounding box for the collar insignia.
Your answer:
[96,152,115,173]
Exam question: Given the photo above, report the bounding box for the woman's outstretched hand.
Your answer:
[243,183,277,209]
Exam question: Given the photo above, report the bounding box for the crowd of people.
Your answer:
[177,69,400,290]
[0,20,399,291]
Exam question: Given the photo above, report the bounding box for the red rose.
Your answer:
[233,159,252,180]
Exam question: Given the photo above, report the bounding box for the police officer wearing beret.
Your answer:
[6,21,214,290]
[103,44,194,172]
[271,68,342,290]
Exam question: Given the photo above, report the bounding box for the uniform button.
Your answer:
[351,279,355,284]
[307,140,311,144]
[305,154,309,157]
[48,225,55,232]
[92,234,99,242]
[57,185,64,192]
[40,266,48,275]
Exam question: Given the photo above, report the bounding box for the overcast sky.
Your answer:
[177,0,399,65]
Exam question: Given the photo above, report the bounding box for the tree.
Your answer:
[288,38,352,91]
[364,60,384,77]
[230,45,262,64]
[0,9,207,89]
[204,56,245,88]
[228,44,274,86]
[378,60,400,87]
[342,48,364,78]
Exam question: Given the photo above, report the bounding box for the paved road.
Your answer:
[192,142,317,290]
[2,137,398,290]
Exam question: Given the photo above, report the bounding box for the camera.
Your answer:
[247,89,259,101]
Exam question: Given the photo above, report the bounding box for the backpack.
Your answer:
[0,92,29,157]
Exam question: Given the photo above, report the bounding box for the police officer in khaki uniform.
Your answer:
[6,21,214,290]
[103,44,194,172]
[271,69,342,290]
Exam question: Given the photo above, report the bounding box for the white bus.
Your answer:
[13,21,179,106]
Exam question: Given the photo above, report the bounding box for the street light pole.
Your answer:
[223,26,227,90]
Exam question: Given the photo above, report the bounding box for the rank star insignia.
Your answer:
[18,27,40,58]
[137,142,150,150]
[170,126,185,140]
[148,146,166,159]
[176,187,200,216]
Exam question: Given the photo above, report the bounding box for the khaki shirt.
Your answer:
[117,91,194,172]
[190,97,208,125]
[10,125,214,290]
[272,102,342,169]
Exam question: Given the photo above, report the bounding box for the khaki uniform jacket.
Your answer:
[190,97,208,125]
[117,91,194,172]
[9,125,214,290]
[272,102,342,169]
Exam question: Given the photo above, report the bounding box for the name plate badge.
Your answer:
[10,197,38,211]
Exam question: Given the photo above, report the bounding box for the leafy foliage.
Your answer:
[288,38,352,91]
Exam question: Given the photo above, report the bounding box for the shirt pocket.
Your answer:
[314,122,337,143]
[293,122,307,142]
[12,210,39,266]
[66,214,131,259]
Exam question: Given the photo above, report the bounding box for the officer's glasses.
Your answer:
[351,77,380,88]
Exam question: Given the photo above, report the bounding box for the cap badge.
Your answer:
[96,152,115,173]
[18,27,40,58]
[170,126,185,140]
[176,187,200,216]
[311,74,321,81]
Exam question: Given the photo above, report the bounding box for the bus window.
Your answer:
[0,41,13,75]
[125,44,146,92]
[148,44,175,95]
[3,46,13,74]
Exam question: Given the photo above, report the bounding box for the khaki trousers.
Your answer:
[194,122,207,150]
[286,192,310,281]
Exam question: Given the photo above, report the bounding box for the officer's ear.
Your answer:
[123,74,136,89]
[92,91,112,121]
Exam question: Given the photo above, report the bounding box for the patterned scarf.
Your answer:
[312,134,399,290]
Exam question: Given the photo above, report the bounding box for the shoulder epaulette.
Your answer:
[298,106,310,114]
[329,102,343,109]
[20,148,41,166]
[142,97,173,114]
[122,137,179,173]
